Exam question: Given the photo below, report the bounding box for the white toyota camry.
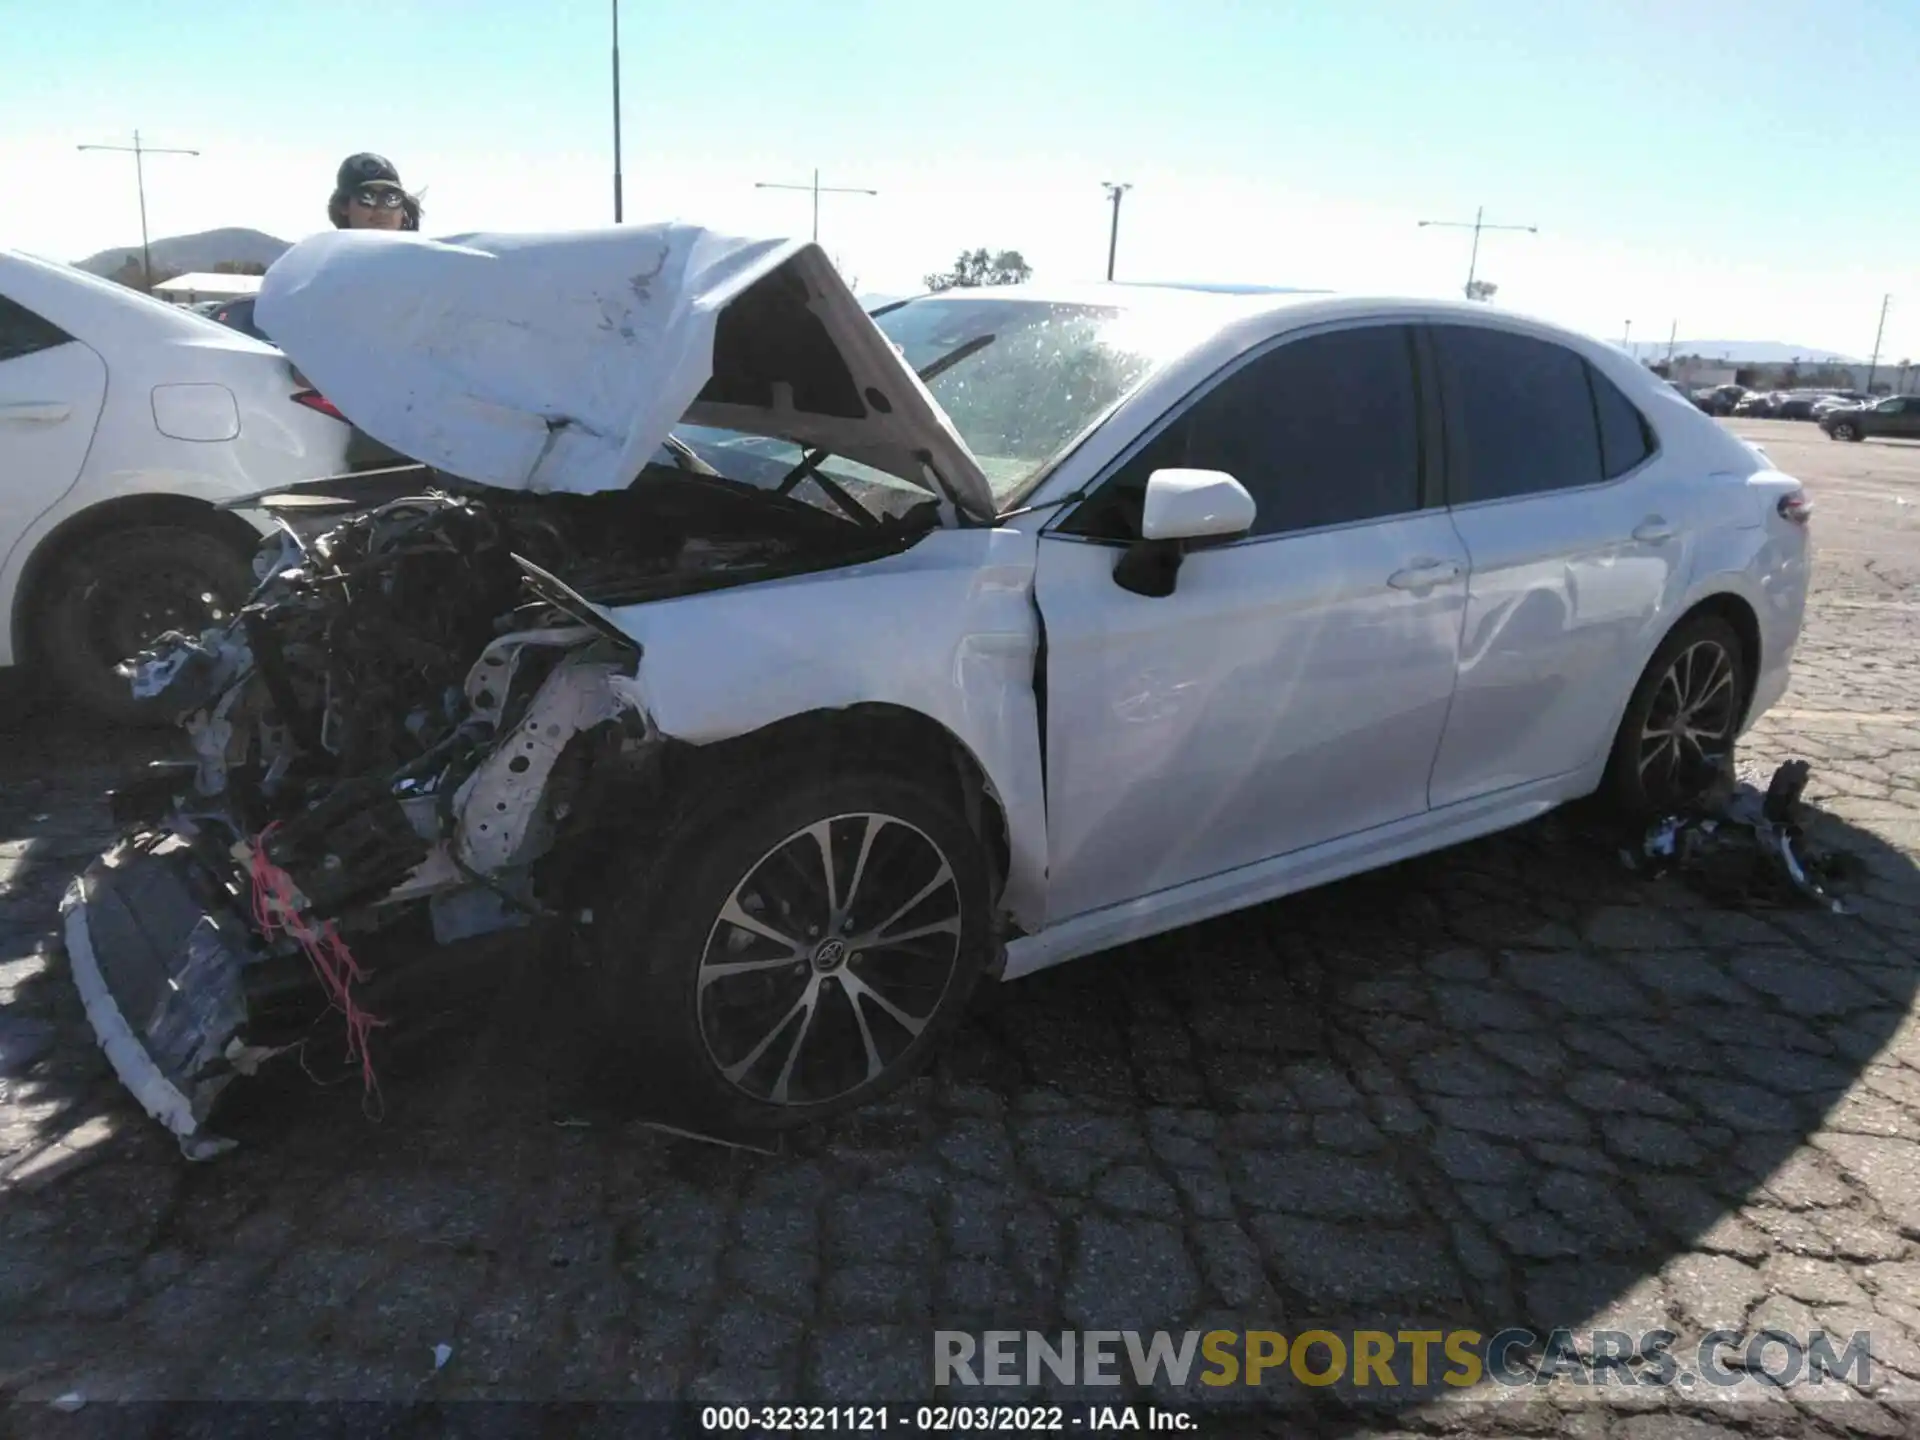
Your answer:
[64,225,1810,1152]
[0,250,351,718]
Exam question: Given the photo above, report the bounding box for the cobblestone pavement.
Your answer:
[3,422,1920,1433]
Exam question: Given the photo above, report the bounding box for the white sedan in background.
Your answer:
[67,227,1813,1150]
[0,249,351,719]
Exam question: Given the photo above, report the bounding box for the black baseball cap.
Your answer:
[336,153,403,192]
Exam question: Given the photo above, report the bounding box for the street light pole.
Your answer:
[1417,205,1537,299]
[754,169,877,244]
[77,130,199,292]
[1666,320,1678,369]
[1623,319,1633,356]
[611,0,624,223]
[1866,293,1891,394]
[1102,181,1132,281]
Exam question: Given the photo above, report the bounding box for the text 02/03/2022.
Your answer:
[699,1405,1195,1431]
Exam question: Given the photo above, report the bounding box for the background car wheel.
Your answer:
[593,768,995,1131]
[1831,421,1860,442]
[34,525,255,725]
[1602,612,1749,821]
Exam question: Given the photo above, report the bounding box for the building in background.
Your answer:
[150,272,264,307]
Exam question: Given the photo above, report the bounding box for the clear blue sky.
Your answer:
[5,0,1917,358]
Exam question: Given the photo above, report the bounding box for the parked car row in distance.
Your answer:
[1711,386,1876,421]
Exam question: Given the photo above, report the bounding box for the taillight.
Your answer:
[1778,492,1813,525]
[292,389,346,422]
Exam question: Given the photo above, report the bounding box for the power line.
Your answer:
[1417,205,1537,300]
[77,130,200,293]
[1102,182,1132,281]
[754,169,877,245]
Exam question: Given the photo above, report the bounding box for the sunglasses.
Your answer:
[350,188,405,209]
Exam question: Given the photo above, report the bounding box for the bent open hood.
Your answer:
[255,224,996,520]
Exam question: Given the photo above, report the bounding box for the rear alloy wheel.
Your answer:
[1831,420,1860,442]
[1603,613,1749,819]
[35,525,255,725]
[597,770,993,1129]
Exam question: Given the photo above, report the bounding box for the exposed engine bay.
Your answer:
[63,458,938,1154]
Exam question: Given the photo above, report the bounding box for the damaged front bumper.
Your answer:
[64,489,670,1154]
[62,836,264,1159]
[62,634,655,1157]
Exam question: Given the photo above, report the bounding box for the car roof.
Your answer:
[894,281,1637,370]
[0,247,277,355]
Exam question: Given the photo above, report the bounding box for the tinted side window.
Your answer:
[1061,324,1422,541]
[1434,325,1602,503]
[1589,365,1655,477]
[0,295,74,364]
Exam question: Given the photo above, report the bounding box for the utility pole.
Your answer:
[611,0,624,222]
[1665,320,1678,369]
[1623,319,1633,356]
[754,169,877,245]
[1102,181,1132,281]
[1866,293,1891,394]
[77,130,199,293]
[1417,205,1537,300]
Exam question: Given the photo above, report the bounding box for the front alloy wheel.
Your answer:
[1831,420,1859,441]
[699,812,964,1108]
[596,769,993,1129]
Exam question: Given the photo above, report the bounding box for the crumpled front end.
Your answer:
[63,484,676,1155]
[64,454,930,1153]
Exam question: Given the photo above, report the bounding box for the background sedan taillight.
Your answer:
[1778,492,1813,525]
[292,389,347,422]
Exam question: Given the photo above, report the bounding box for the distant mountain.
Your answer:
[75,227,291,278]
[1653,340,1863,365]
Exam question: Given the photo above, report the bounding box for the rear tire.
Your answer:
[33,525,255,725]
[591,767,994,1131]
[1602,613,1749,821]
[1831,420,1860,442]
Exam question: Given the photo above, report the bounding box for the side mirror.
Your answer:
[1114,469,1256,597]
[1140,468,1258,541]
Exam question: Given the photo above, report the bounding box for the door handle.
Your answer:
[1632,517,1674,543]
[0,401,70,424]
[1387,557,1463,589]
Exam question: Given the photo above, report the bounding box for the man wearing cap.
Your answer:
[327,153,421,232]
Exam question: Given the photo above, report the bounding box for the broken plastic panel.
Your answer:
[1630,758,1849,913]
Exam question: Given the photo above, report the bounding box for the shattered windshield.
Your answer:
[677,297,1193,515]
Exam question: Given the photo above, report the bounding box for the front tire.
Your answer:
[593,768,994,1130]
[1831,420,1860,442]
[33,525,255,725]
[1602,613,1749,820]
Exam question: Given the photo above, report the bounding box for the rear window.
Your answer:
[1433,325,1603,503]
[0,294,74,364]
[1589,366,1656,477]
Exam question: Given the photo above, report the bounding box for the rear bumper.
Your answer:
[60,839,260,1159]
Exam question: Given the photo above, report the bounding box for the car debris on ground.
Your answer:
[1626,757,1854,911]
